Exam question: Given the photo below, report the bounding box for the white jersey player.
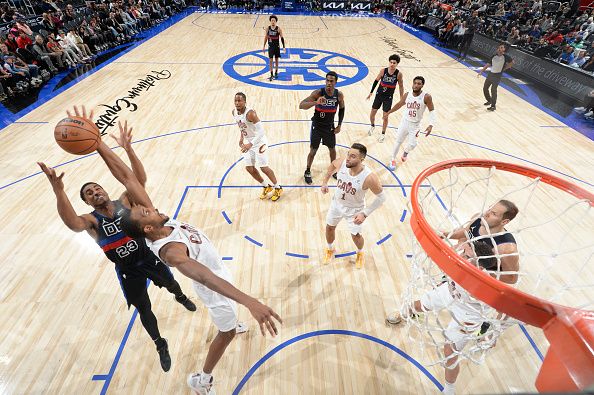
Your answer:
[233,92,283,201]
[384,76,436,170]
[93,119,282,395]
[320,143,386,269]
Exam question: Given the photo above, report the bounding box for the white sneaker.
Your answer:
[574,106,587,113]
[368,125,375,135]
[387,160,396,171]
[187,373,216,395]
[236,322,248,334]
[378,133,385,143]
[585,110,593,118]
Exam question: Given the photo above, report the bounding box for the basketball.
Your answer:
[54,116,101,155]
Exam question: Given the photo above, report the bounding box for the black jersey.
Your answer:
[468,218,516,245]
[267,26,280,47]
[377,68,399,96]
[312,88,339,129]
[91,200,159,269]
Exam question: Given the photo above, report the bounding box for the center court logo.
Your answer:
[223,48,368,90]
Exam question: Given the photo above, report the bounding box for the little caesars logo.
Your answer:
[95,70,172,135]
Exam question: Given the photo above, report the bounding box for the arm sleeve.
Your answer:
[337,107,345,126]
[362,191,386,217]
[281,37,285,48]
[370,79,379,94]
[428,110,436,126]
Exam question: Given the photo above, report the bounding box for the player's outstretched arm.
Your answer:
[37,162,94,233]
[161,242,283,336]
[386,92,407,115]
[299,89,321,110]
[110,120,147,187]
[366,68,383,100]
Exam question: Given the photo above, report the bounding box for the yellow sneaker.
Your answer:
[322,248,334,265]
[270,187,283,202]
[259,185,273,200]
[355,251,364,269]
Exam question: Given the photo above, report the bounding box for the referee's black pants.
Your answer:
[483,71,502,106]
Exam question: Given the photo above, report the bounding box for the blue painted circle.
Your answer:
[222,48,368,90]
[231,329,443,394]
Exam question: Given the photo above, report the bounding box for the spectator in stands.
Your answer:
[3,55,42,87]
[10,19,33,37]
[507,26,521,45]
[32,34,62,70]
[0,43,40,80]
[61,4,77,24]
[544,30,564,45]
[4,33,19,52]
[57,31,88,63]
[540,14,553,33]
[570,51,588,68]
[0,64,18,99]
[452,20,467,49]
[582,55,594,72]
[494,3,506,17]
[47,33,80,68]
[557,45,575,65]
[42,12,59,35]
[574,89,594,118]
[66,29,95,58]
[458,10,481,59]
[528,24,541,39]
[16,31,33,49]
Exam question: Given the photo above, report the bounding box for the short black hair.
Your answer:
[235,92,246,101]
[80,182,99,202]
[389,54,400,63]
[351,143,367,158]
[269,15,277,21]
[326,71,338,81]
[413,76,425,85]
[472,241,497,270]
[121,209,145,238]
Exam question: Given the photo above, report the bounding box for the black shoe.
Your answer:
[175,295,197,311]
[478,322,491,336]
[268,75,274,81]
[487,106,496,111]
[332,173,337,180]
[304,170,312,185]
[274,72,278,79]
[156,338,171,372]
[483,101,491,106]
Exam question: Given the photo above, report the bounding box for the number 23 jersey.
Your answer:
[92,199,160,269]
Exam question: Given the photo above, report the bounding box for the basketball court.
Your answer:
[0,10,593,394]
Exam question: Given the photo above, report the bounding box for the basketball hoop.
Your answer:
[406,158,594,392]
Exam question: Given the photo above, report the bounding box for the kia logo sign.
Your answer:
[322,1,371,10]
[322,1,345,9]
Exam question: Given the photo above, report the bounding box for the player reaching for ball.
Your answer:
[40,106,205,373]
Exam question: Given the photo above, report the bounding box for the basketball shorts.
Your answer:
[268,45,281,59]
[420,282,483,351]
[310,123,336,149]
[243,140,268,167]
[372,93,393,112]
[326,199,364,235]
[116,258,175,308]
[192,267,238,333]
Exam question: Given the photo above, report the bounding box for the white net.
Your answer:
[400,163,594,369]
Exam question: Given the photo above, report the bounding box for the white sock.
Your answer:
[200,371,212,384]
[357,249,363,253]
[327,243,334,250]
[274,184,280,189]
[442,381,455,395]
[260,181,268,187]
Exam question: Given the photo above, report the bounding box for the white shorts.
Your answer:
[326,199,364,235]
[420,282,483,351]
[243,143,268,167]
[192,268,238,333]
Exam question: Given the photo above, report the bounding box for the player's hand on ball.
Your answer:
[321,184,329,194]
[66,104,94,123]
[353,213,366,224]
[246,298,283,337]
[37,162,65,191]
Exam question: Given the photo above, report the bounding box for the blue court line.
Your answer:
[400,209,407,223]
[285,252,310,259]
[221,210,232,224]
[335,251,356,258]
[13,121,49,124]
[244,235,263,247]
[222,256,234,261]
[231,329,443,394]
[91,309,139,395]
[233,62,361,67]
[539,125,571,128]
[173,186,190,220]
[376,233,392,245]
[519,324,544,361]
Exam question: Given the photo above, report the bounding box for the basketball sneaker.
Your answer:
[187,373,216,395]
[487,106,496,112]
[483,101,491,106]
[304,170,313,185]
[401,153,408,162]
[274,72,278,79]
[155,338,171,372]
[175,294,197,311]
[260,185,273,200]
[368,125,375,136]
[268,74,274,81]
[322,248,334,265]
[355,251,364,269]
[388,160,397,171]
[378,133,385,143]
[271,187,283,202]
[236,322,248,334]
